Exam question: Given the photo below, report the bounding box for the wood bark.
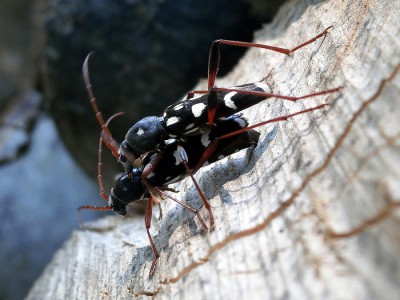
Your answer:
[27,0,400,299]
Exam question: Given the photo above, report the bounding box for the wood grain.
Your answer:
[27,0,400,299]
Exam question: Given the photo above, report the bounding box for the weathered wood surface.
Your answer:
[27,0,400,299]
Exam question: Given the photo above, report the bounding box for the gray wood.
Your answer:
[26,0,400,299]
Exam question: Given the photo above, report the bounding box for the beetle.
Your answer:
[79,114,261,276]
[97,26,339,165]
[80,25,341,276]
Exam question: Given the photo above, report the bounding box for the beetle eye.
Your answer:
[119,153,127,163]
[119,141,139,163]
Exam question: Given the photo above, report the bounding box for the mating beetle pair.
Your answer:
[79,26,340,276]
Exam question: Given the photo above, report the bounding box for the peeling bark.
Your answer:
[27,0,400,299]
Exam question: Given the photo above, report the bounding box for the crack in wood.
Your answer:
[327,201,400,238]
[340,131,400,192]
[128,285,160,297]
[132,289,160,297]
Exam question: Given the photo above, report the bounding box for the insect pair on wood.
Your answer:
[79,25,340,277]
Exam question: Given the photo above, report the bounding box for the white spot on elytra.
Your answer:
[185,123,194,130]
[174,103,184,111]
[164,138,175,145]
[173,150,180,165]
[184,127,201,135]
[147,172,155,178]
[191,103,206,118]
[255,82,271,93]
[166,116,180,127]
[201,132,210,147]
[224,92,237,110]
[136,128,145,136]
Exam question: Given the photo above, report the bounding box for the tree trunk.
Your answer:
[27,0,400,299]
